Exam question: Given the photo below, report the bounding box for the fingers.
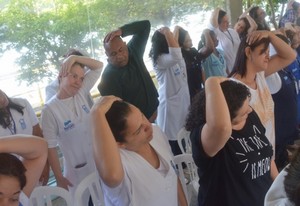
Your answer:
[104,29,122,43]
[92,95,122,114]
[246,31,268,45]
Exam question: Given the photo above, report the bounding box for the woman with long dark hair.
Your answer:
[149,27,190,156]
[229,30,296,178]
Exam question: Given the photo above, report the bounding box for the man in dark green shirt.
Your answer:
[98,20,159,122]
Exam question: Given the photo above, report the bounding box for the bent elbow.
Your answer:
[101,171,124,188]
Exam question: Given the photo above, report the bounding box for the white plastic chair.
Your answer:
[177,127,192,154]
[29,186,72,206]
[173,154,199,206]
[74,172,105,206]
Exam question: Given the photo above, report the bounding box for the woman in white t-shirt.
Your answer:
[0,135,47,206]
[91,96,187,206]
[0,90,49,186]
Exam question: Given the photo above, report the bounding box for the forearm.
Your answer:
[270,31,295,59]
[0,135,47,159]
[165,31,179,48]
[92,112,124,187]
[210,8,220,28]
[120,20,150,38]
[177,177,188,206]
[74,56,103,70]
[270,159,279,180]
[205,77,231,129]
[48,147,64,180]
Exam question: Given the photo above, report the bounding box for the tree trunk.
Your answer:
[267,0,278,29]
[226,0,243,27]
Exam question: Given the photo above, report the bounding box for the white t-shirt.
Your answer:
[101,125,178,206]
[0,98,39,136]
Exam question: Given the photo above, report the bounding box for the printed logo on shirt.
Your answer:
[233,125,271,180]
[19,119,26,129]
[173,67,181,76]
[82,105,89,113]
[64,120,74,131]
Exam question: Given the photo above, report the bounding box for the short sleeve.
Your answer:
[41,106,59,148]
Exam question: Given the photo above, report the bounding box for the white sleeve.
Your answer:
[41,106,59,148]
[45,79,59,103]
[266,72,282,94]
[23,98,39,126]
[80,68,101,94]
[156,47,183,69]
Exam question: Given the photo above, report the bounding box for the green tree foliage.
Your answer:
[0,0,284,84]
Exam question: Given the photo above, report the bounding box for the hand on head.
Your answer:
[158,27,171,35]
[59,55,77,78]
[246,30,270,45]
[92,95,122,115]
[104,29,123,43]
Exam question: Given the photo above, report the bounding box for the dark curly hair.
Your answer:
[284,147,300,205]
[0,153,27,190]
[185,80,250,131]
[106,100,131,143]
[228,36,270,78]
[149,30,169,65]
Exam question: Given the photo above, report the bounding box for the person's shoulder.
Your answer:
[10,97,29,107]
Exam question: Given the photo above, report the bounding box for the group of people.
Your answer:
[2,2,300,206]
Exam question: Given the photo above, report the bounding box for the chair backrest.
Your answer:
[177,127,192,154]
[74,172,105,206]
[29,186,72,206]
[173,154,199,205]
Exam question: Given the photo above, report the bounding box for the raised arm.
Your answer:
[105,20,150,55]
[198,29,214,59]
[210,8,221,28]
[201,77,232,157]
[91,96,124,188]
[0,135,47,197]
[245,15,258,34]
[155,27,182,68]
[247,30,296,77]
[61,55,103,74]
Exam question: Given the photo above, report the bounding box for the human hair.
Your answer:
[238,17,251,39]
[218,9,227,25]
[198,30,216,50]
[63,48,85,68]
[284,147,300,205]
[249,6,260,20]
[229,36,270,78]
[105,100,131,143]
[249,6,270,31]
[149,30,169,65]
[185,80,250,131]
[276,33,290,44]
[0,153,27,190]
[0,94,24,129]
[178,28,188,47]
[292,1,300,12]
